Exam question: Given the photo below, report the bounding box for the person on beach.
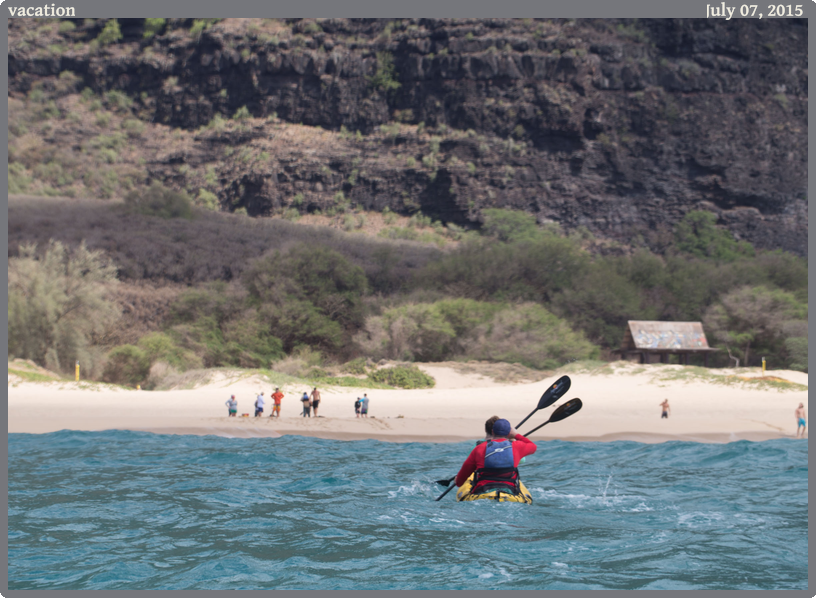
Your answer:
[271,388,283,418]
[254,392,265,417]
[225,395,238,417]
[360,393,370,418]
[455,417,537,497]
[795,403,806,437]
[660,399,671,419]
[354,397,362,418]
[310,387,321,417]
[301,392,312,417]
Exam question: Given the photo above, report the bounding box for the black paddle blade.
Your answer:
[435,477,454,487]
[538,375,571,410]
[549,398,583,423]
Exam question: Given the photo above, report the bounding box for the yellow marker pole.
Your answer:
[75,361,80,381]
[762,357,766,375]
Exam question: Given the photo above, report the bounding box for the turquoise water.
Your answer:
[8,431,808,590]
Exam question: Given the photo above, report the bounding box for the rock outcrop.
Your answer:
[7,18,808,254]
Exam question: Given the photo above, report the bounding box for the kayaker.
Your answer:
[454,418,536,497]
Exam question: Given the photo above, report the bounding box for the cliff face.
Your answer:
[7,18,808,254]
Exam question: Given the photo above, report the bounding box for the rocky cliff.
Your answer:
[7,18,808,255]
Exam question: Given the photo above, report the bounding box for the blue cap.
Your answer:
[492,419,511,437]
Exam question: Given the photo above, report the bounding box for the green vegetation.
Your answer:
[8,367,63,382]
[190,19,221,40]
[96,19,122,46]
[368,364,435,388]
[143,18,166,39]
[124,181,193,219]
[368,52,401,94]
[4,19,808,382]
[8,241,119,378]
[675,211,754,262]
[356,299,597,368]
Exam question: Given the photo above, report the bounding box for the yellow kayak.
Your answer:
[456,474,533,504]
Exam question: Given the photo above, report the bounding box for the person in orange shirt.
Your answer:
[270,387,284,418]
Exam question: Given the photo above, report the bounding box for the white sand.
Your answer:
[7,362,808,443]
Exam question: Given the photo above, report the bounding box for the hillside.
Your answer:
[7,17,808,255]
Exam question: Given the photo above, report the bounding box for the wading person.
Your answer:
[301,392,312,417]
[455,417,537,498]
[660,399,671,419]
[271,387,283,418]
[310,387,321,417]
[795,403,806,437]
[225,395,238,417]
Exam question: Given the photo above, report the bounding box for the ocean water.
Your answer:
[7,431,808,590]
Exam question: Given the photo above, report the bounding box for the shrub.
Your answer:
[196,189,219,211]
[190,19,220,40]
[8,163,31,194]
[58,20,76,35]
[355,298,597,368]
[124,181,193,219]
[368,51,401,93]
[368,364,435,388]
[8,241,119,375]
[675,211,755,262]
[233,105,251,121]
[96,19,122,46]
[481,208,540,243]
[469,303,600,369]
[342,357,369,375]
[143,18,166,39]
[102,345,150,386]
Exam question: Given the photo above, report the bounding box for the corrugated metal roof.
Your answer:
[624,321,712,351]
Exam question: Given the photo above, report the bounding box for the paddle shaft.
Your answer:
[522,420,552,437]
[435,483,457,501]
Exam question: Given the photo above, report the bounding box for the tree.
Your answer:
[8,241,120,375]
[703,285,807,368]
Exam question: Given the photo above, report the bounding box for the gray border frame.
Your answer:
[4,0,812,596]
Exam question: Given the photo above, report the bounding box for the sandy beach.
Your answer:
[7,361,808,443]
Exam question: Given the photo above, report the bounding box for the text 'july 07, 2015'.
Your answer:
[706,2,805,18]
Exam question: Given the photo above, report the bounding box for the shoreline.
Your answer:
[127,425,796,444]
[8,363,808,444]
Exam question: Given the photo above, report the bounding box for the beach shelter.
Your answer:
[620,321,718,366]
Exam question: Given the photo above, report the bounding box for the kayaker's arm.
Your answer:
[512,433,537,458]
[454,448,479,487]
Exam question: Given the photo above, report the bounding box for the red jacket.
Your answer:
[455,434,537,489]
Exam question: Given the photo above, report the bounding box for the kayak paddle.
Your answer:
[522,398,583,437]
[433,376,571,500]
[514,375,571,430]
